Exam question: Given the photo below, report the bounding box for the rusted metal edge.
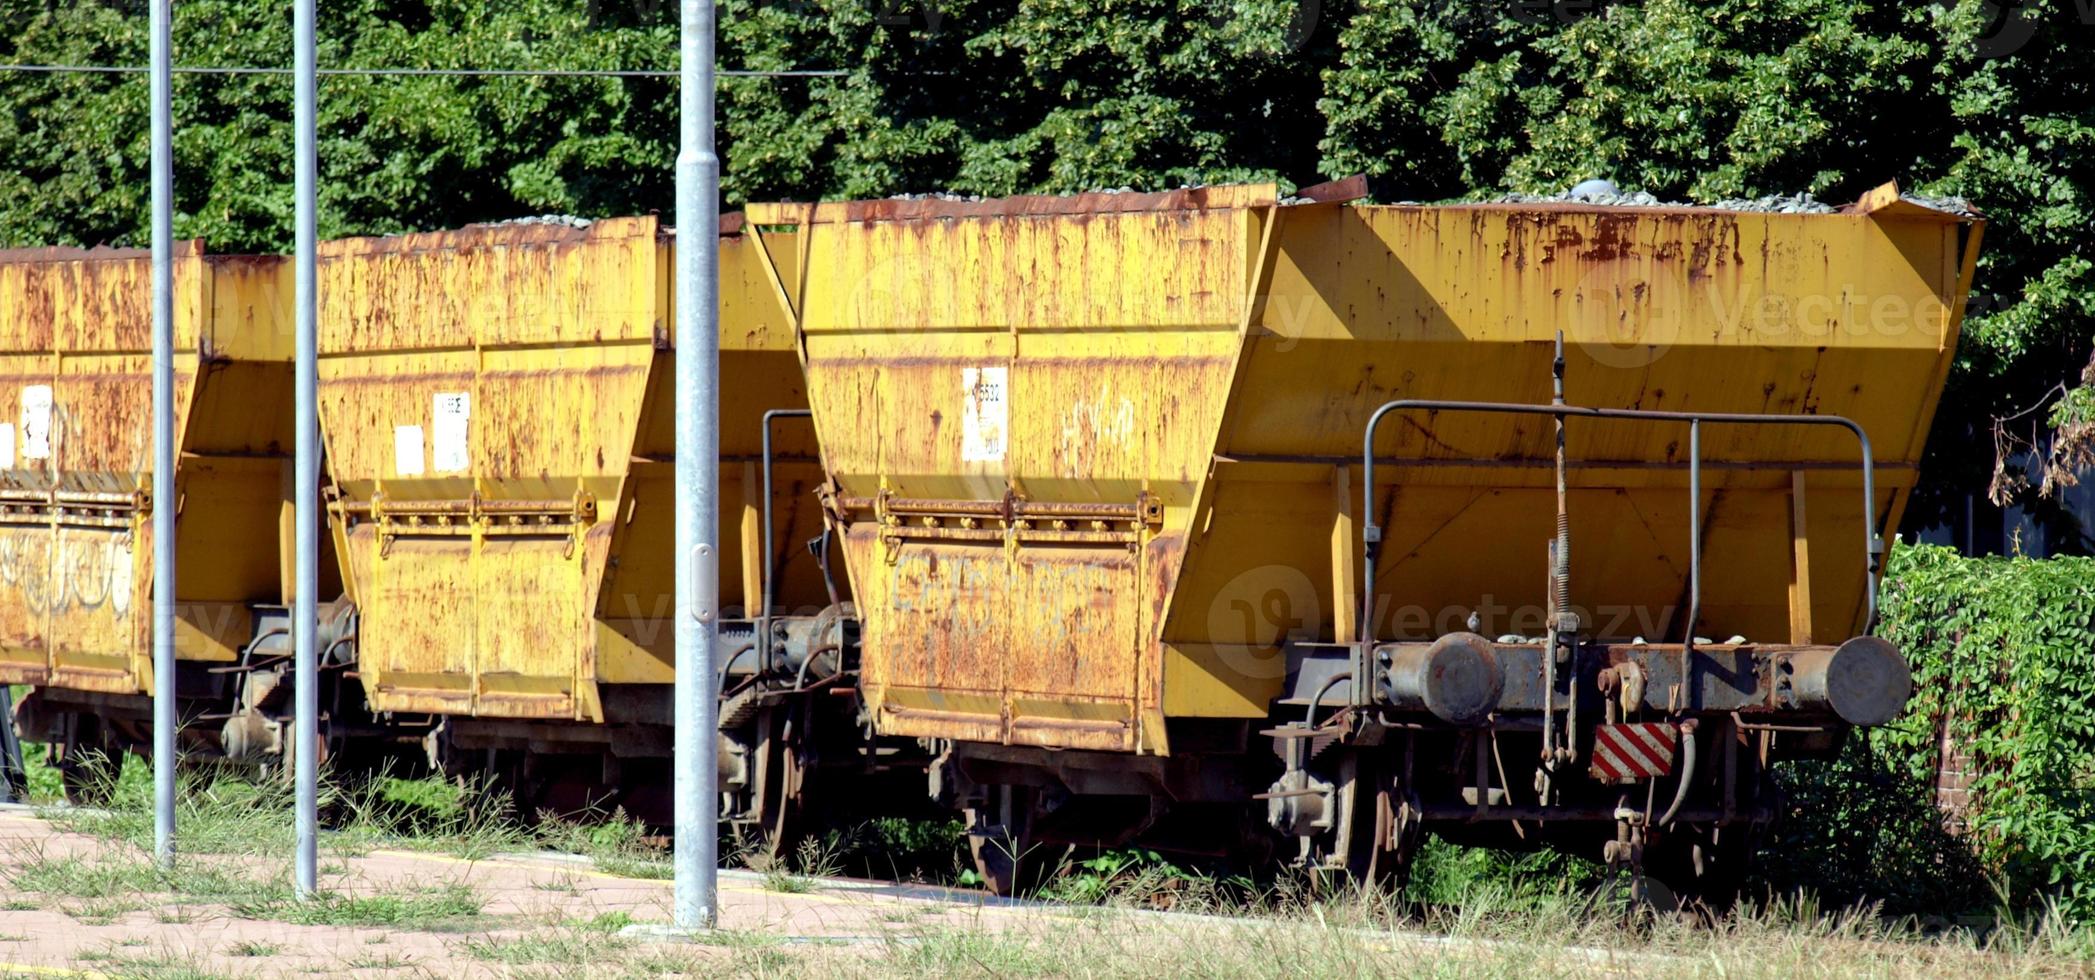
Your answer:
[744,183,1281,225]
[856,491,1156,545]
[1009,715,1131,733]
[0,239,203,263]
[0,666,132,681]
[339,496,595,516]
[882,526,1140,546]
[738,174,1977,228]
[838,492,1162,525]
[0,489,141,505]
[322,221,604,256]
[318,214,710,258]
[1415,199,1972,222]
[879,704,999,726]
[658,213,751,238]
[0,515,133,530]
[320,212,754,257]
[1216,453,1921,473]
[881,703,1131,733]
[1292,174,1369,204]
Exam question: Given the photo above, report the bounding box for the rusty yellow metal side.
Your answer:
[320,219,658,721]
[783,185,1983,753]
[794,204,1262,752]
[321,218,836,716]
[0,244,296,695]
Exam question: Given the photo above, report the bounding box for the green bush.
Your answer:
[1764,542,2095,921]
[1756,733,1991,917]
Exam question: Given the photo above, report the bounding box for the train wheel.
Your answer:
[58,713,120,806]
[490,749,542,826]
[1317,753,1415,891]
[1641,822,1754,915]
[966,785,1043,897]
[754,706,813,866]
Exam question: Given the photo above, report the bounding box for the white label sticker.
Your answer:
[0,422,14,469]
[961,366,1008,463]
[432,392,471,473]
[393,425,426,476]
[19,385,51,460]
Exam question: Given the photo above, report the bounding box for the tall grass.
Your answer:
[24,748,2091,977]
[8,759,2091,976]
[27,750,686,882]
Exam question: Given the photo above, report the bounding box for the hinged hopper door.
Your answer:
[320,220,659,722]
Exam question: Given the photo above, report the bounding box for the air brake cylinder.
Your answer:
[1779,635,1913,726]
[1377,631,1505,726]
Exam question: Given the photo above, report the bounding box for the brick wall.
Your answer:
[1933,725,1976,834]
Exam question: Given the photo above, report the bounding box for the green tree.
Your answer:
[0,0,682,250]
[0,0,1332,244]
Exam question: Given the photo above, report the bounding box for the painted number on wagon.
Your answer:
[433,392,471,474]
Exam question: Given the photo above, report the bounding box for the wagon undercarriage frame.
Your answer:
[1255,337,1912,903]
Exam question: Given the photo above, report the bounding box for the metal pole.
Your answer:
[148,0,176,871]
[1686,419,1702,654]
[673,0,722,931]
[0,686,23,804]
[292,0,320,900]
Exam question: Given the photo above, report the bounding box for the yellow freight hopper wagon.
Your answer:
[316,216,862,827]
[0,242,336,798]
[761,181,1984,897]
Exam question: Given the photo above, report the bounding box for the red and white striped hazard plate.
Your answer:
[1589,723,1678,783]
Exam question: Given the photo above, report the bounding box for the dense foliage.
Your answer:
[2,0,2088,529]
[1765,542,2095,920]
[0,1,683,246]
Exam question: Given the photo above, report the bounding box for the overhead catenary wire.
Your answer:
[0,63,844,77]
